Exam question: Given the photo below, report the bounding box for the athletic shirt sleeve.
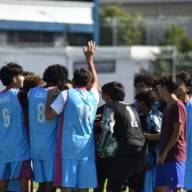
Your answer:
[146,110,162,134]
[89,88,99,105]
[97,107,115,148]
[51,90,68,114]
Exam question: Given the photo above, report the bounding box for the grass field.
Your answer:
[33,182,128,192]
[33,183,60,192]
[33,183,95,192]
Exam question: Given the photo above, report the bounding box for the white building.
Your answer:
[100,0,192,18]
[0,46,161,103]
[0,0,99,46]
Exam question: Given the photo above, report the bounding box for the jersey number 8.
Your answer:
[37,103,45,123]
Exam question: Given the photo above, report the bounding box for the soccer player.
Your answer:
[176,72,192,192]
[93,104,108,192]
[28,64,68,192]
[134,73,155,96]
[133,74,156,135]
[0,63,30,192]
[135,91,162,192]
[155,75,186,192]
[45,41,99,192]
[97,81,146,192]
[7,74,43,192]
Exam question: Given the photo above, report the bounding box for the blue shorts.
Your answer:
[143,167,156,192]
[0,162,22,180]
[155,161,185,190]
[60,158,97,188]
[32,160,55,183]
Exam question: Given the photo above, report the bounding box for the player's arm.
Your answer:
[84,40,98,89]
[164,122,181,153]
[159,122,181,163]
[144,113,162,141]
[144,132,160,141]
[97,107,115,148]
[45,87,59,120]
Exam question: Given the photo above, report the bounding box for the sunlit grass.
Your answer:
[33,183,94,192]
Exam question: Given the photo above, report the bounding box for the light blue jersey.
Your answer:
[0,89,29,163]
[184,98,192,190]
[52,88,98,160]
[52,88,99,187]
[143,109,162,192]
[28,87,59,160]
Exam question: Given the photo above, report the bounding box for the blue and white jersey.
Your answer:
[145,109,162,168]
[0,89,29,163]
[28,87,59,160]
[51,88,99,160]
[145,109,162,134]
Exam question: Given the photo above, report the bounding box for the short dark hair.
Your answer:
[23,71,34,76]
[0,62,23,86]
[73,68,92,87]
[43,64,68,85]
[135,91,155,109]
[159,75,177,93]
[134,73,155,87]
[176,71,192,87]
[23,75,44,92]
[102,81,125,101]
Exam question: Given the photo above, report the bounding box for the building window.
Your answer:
[7,31,54,46]
[67,33,92,46]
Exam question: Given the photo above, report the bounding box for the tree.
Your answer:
[150,48,173,75]
[100,5,144,46]
[150,25,192,75]
[162,24,192,53]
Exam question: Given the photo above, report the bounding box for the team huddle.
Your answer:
[0,41,191,192]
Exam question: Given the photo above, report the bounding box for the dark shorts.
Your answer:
[107,155,146,192]
[155,161,185,190]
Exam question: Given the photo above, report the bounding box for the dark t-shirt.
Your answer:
[106,102,146,157]
[159,100,186,162]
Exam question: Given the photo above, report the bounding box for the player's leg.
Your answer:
[78,189,88,192]
[0,162,10,192]
[0,180,8,192]
[94,157,110,192]
[20,178,31,192]
[44,182,56,192]
[43,160,56,192]
[128,169,145,192]
[33,160,55,192]
[107,157,128,192]
[61,188,72,192]
[19,160,33,192]
[32,160,46,192]
[37,183,46,192]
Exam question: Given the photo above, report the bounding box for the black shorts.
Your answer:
[107,156,146,192]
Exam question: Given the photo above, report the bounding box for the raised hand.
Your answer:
[84,40,96,61]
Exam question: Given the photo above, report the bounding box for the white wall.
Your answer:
[0,46,160,103]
